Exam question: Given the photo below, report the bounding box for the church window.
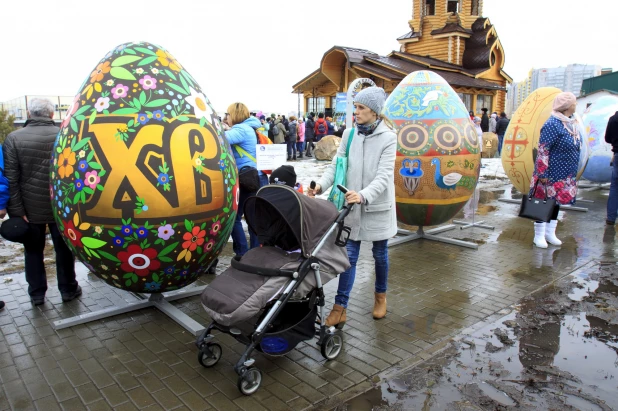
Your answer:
[476,94,493,112]
[426,0,436,16]
[471,0,480,15]
[447,0,459,13]
[457,93,473,111]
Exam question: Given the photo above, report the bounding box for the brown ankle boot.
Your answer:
[373,293,387,319]
[325,304,347,329]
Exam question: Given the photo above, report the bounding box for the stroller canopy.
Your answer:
[244,185,340,258]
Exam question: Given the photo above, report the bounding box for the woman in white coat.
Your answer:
[309,87,397,328]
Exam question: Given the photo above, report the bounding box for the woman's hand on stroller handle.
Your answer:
[308,181,321,198]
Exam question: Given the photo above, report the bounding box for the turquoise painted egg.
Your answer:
[383,71,481,227]
[582,96,618,183]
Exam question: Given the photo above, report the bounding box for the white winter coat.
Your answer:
[317,121,397,241]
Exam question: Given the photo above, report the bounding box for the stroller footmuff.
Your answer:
[196,184,353,395]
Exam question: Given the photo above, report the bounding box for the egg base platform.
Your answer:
[388,225,478,249]
[577,182,610,191]
[497,198,589,212]
[53,283,206,336]
[452,189,495,231]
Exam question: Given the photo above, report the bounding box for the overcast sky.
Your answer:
[1,0,615,114]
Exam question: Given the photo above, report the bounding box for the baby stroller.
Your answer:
[196,184,353,395]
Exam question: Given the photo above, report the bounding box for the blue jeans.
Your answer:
[334,239,389,308]
[231,173,268,255]
[296,142,304,154]
[287,140,296,159]
[497,134,504,156]
[607,153,618,222]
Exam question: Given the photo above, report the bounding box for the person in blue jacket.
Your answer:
[0,144,9,311]
[223,102,267,256]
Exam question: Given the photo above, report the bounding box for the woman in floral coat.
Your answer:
[529,92,582,248]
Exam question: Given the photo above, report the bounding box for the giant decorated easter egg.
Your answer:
[50,42,238,293]
[581,96,618,182]
[383,71,481,227]
[501,87,589,193]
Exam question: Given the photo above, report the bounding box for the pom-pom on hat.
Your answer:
[353,87,387,115]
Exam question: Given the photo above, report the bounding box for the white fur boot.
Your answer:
[545,220,562,246]
[533,222,548,248]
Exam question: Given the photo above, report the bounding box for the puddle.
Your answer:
[568,271,600,301]
[340,265,618,411]
[477,381,517,406]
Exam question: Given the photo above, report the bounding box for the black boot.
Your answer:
[207,258,218,274]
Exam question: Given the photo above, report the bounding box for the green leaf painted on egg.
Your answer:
[159,256,173,263]
[135,47,156,56]
[110,67,136,81]
[138,56,158,66]
[167,82,188,95]
[111,55,141,67]
[89,110,97,125]
[159,241,179,258]
[73,137,90,152]
[139,91,146,105]
[70,117,78,133]
[177,116,189,122]
[144,99,170,108]
[112,107,139,115]
[82,237,107,249]
[180,75,190,94]
[74,104,92,116]
[165,70,177,81]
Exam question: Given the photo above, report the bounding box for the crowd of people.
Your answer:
[469,108,510,156]
[2,89,618,325]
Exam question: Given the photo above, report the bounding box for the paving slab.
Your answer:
[0,182,615,410]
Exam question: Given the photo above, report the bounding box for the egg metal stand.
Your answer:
[389,225,478,249]
[53,277,206,336]
[453,188,495,231]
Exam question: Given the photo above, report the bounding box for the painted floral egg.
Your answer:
[501,87,589,193]
[383,71,481,227]
[581,95,618,182]
[50,42,238,293]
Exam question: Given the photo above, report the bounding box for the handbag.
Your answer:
[0,217,31,243]
[518,180,557,222]
[234,145,260,192]
[327,128,355,210]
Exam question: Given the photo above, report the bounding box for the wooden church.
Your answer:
[292,0,511,116]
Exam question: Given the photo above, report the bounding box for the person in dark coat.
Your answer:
[3,98,80,306]
[604,110,618,225]
[0,144,8,311]
[495,112,510,156]
[286,116,298,161]
[480,108,489,132]
[305,115,316,157]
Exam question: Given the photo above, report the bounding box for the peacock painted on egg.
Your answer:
[383,71,481,227]
[50,42,239,293]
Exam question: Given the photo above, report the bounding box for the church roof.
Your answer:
[462,18,499,70]
[431,23,472,36]
[292,45,506,93]
[359,54,504,90]
[397,30,420,41]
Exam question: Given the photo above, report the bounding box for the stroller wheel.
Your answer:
[321,333,343,360]
[237,367,262,395]
[197,343,222,368]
